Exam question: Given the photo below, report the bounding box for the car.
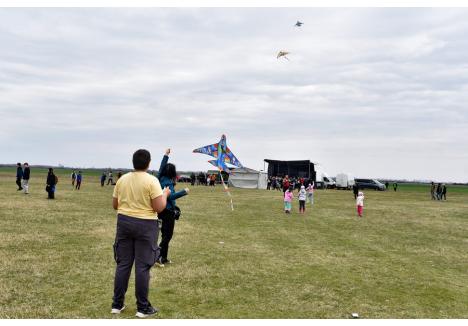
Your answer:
[355,178,386,191]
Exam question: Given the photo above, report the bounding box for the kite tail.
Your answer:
[219,170,234,211]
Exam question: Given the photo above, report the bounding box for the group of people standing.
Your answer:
[188,172,217,186]
[71,170,83,190]
[16,163,57,199]
[100,170,122,187]
[72,169,124,188]
[15,162,30,194]
[283,178,315,214]
[431,182,447,200]
[268,175,311,192]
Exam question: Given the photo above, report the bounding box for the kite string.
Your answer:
[219,170,234,211]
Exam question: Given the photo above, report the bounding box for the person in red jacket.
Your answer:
[282,175,290,193]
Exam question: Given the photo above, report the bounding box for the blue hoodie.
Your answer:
[158,155,187,210]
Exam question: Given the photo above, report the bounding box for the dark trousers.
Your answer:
[47,188,55,199]
[75,181,81,190]
[159,210,175,262]
[299,200,305,211]
[16,178,22,190]
[113,214,159,310]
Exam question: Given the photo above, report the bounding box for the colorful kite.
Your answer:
[193,134,243,210]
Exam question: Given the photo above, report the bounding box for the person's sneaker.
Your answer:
[161,259,172,265]
[111,305,126,314]
[155,257,165,267]
[135,306,159,318]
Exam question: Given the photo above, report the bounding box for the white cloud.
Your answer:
[0,8,467,182]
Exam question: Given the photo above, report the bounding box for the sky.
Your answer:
[0,8,467,182]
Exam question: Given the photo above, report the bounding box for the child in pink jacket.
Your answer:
[284,187,293,214]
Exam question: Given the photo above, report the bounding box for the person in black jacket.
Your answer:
[22,163,30,194]
[16,163,23,191]
[46,168,57,199]
[436,183,442,200]
[442,184,447,200]
[353,183,359,199]
[190,172,196,186]
[100,172,107,187]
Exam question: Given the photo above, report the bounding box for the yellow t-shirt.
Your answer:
[112,171,163,219]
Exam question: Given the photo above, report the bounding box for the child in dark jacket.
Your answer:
[156,148,189,266]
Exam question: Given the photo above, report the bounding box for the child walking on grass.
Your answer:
[306,182,314,205]
[284,186,293,214]
[298,185,307,214]
[356,191,364,217]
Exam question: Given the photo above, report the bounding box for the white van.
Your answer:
[335,173,355,190]
[315,169,336,189]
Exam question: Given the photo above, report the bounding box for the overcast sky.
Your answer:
[1,8,467,182]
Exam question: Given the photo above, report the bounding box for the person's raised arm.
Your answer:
[158,148,171,177]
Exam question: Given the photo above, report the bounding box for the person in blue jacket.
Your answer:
[157,148,189,266]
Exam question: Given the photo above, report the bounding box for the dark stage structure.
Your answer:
[264,159,316,181]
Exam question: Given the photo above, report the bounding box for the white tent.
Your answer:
[228,167,268,189]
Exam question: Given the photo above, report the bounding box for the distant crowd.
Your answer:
[431,182,447,200]
[183,172,220,186]
[267,175,313,192]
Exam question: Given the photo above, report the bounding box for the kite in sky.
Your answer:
[295,21,303,27]
[193,134,243,210]
[277,51,290,60]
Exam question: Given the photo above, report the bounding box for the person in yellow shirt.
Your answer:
[111,149,170,318]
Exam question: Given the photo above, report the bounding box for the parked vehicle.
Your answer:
[355,178,386,191]
[316,169,336,189]
[336,173,355,190]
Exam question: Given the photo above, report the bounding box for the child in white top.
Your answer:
[306,182,314,205]
[356,191,364,217]
[298,185,307,213]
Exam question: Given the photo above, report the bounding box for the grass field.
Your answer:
[0,167,467,318]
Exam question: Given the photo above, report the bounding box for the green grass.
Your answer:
[0,167,467,318]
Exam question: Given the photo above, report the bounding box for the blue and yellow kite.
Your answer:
[193,134,243,173]
[193,134,243,210]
